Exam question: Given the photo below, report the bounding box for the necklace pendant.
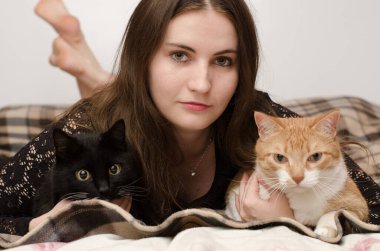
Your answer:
[191,171,196,176]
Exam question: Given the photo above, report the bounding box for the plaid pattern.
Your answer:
[282,96,380,184]
[0,105,66,159]
[0,96,379,183]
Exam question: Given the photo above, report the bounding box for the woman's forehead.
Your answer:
[163,9,238,51]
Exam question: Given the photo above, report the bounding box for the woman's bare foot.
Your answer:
[34,0,113,98]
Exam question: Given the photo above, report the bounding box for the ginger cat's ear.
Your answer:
[313,109,340,137]
[254,111,282,138]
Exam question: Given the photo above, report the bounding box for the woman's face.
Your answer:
[149,9,238,135]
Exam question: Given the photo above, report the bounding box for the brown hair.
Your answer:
[69,0,261,223]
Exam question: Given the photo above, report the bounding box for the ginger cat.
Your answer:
[225,110,368,237]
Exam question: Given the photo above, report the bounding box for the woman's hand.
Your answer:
[111,196,132,212]
[235,171,294,221]
[29,199,71,232]
[29,196,132,232]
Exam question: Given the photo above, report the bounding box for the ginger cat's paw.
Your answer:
[314,226,337,238]
[313,211,338,238]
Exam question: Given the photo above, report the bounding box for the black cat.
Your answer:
[33,119,143,216]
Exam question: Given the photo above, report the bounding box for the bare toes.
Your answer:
[57,15,82,43]
[34,0,69,23]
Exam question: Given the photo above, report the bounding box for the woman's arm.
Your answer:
[28,197,132,232]
[0,109,92,235]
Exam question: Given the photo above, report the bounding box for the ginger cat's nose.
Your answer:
[292,175,304,185]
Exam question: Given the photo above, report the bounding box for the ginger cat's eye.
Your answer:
[109,164,122,175]
[308,153,322,162]
[274,154,288,163]
[75,170,92,181]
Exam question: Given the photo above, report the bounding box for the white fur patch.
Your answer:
[278,158,347,225]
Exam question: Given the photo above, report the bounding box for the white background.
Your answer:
[0,0,379,107]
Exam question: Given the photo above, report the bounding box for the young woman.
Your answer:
[1,0,379,236]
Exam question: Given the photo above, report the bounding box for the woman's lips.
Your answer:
[181,102,210,111]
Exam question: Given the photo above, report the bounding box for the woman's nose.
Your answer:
[188,62,211,93]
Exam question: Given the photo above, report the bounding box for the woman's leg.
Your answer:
[34,0,113,98]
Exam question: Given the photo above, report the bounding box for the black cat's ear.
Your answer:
[53,128,81,161]
[102,119,126,146]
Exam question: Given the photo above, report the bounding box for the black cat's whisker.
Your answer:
[61,192,90,201]
[118,186,146,194]
[119,193,145,203]
[62,192,89,198]
[119,185,146,191]
[117,186,147,198]
[64,195,89,200]
[126,177,144,186]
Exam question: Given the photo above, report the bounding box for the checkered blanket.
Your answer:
[0,96,380,249]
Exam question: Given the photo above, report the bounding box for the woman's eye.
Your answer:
[109,164,122,175]
[215,57,232,67]
[75,170,92,181]
[171,52,189,63]
[308,153,322,162]
[274,154,288,164]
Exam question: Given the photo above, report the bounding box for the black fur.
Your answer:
[33,119,142,216]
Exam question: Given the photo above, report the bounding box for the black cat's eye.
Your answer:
[75,170,92,181]
[273,154,288,164]
[308,153,323,162]
[109,164,122,176]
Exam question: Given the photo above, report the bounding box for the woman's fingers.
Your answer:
[111,196,132,212]
[238,171,261,221]
[29,199,71,231]
[237,171,294,221]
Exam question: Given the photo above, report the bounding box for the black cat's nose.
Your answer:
[98,182,110,195]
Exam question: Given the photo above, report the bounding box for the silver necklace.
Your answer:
[190,138,213,177]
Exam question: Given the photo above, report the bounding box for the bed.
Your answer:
[1,96,380,250]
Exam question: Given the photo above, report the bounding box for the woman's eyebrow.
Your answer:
[214,49,237,56]
[166,43,195,52]
[166,43,237,55]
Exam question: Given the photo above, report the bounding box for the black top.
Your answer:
[1,91,379,235]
